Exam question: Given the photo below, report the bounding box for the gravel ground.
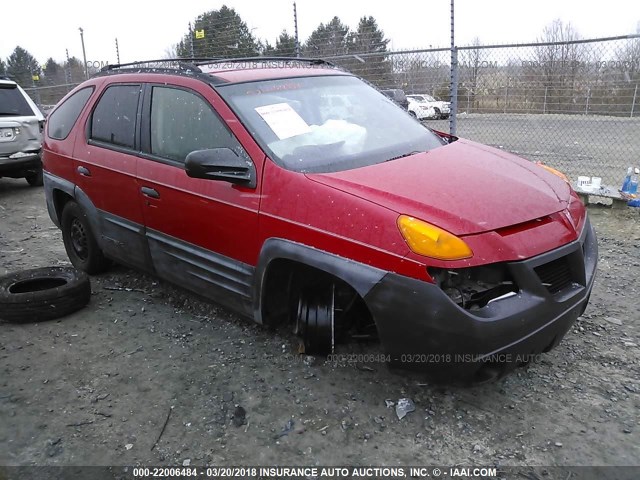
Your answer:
[0,178,639,470]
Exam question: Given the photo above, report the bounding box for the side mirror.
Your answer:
[185,148,255,187]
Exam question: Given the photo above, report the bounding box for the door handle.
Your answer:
[141,186,160,199]
[77,166,91,177]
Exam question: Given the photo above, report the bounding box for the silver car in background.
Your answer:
[0,77,45,186]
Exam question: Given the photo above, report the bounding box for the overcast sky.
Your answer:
[1,0,639,65]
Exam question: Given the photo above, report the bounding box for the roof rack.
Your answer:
[195,56,335,67]
[99,58,218,73]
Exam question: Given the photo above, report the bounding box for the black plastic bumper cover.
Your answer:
[364,217,598,381]
[0,153,41,177]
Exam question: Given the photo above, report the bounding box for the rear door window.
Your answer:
[47,87,94,140]
[90,85,140,149]
[0,84,34,117]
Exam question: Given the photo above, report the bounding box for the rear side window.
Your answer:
[150,86,243,162]
[0,84,34,117]
[47,87,93,140]
[91,85,140,149]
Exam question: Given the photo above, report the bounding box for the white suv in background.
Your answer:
[407,94,451,119]
[0,77,45,186]
[407,97,437,120]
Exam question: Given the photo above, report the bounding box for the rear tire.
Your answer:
[61,201,110,274]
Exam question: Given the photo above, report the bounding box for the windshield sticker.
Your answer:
[255,103,312,140]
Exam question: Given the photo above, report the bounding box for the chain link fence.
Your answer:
[327,34,640,186]
[21,32,640,186]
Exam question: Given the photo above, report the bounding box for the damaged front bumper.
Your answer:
[364,216,597,382]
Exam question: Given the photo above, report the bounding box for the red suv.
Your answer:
[42,58,597,382]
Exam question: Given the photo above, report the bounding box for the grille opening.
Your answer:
[535,256,572,294]
[429,264,518,311]
[495,215,553,237]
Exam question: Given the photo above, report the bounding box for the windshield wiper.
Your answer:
[385,151,423,162]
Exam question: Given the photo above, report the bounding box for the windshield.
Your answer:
[0,85,35,116]
[217,75,444,173]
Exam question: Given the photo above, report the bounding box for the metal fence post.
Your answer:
[31,75,41,105]
[293,2,301,57]
[585,87,590,115]
[504,85,508,114]
[632,84,638,118]
[189,22,195,58]
[450,47,458,135]
[543,86,547,114]
[449,0,457,136]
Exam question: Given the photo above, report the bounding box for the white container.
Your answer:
[577,176,591,189]
[591,177,602,189]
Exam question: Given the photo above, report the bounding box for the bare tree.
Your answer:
[459,38,487,112]
[163,44,179,59]
[532,19,589,113]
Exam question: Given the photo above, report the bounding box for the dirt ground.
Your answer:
[0,177,639,470]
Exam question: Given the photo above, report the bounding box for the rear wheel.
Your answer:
[61,201,110,274]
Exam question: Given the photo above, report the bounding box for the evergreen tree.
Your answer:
[42,58,66,86]
[346,16,392,86]
[6,46,41,87]
[304,17,350,58]
[177,5,260,58]
[65,57,85,84]
[273,30,297,57]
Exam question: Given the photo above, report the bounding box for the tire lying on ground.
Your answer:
[0,267,91,323]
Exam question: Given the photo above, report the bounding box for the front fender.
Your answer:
[252,238,387,324]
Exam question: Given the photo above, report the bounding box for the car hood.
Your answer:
[306,139,571,236]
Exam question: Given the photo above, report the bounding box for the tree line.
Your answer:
[1,5,392,101]
[1,47,89,105]
[2,6,639,116]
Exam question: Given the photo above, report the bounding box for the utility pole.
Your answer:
[79,27,88,79]
[115,38,120,64]
[293,2,300,57]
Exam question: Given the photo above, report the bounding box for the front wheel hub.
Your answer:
[295,285,335,354]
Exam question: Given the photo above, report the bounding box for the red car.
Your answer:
[42,58,597,382]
